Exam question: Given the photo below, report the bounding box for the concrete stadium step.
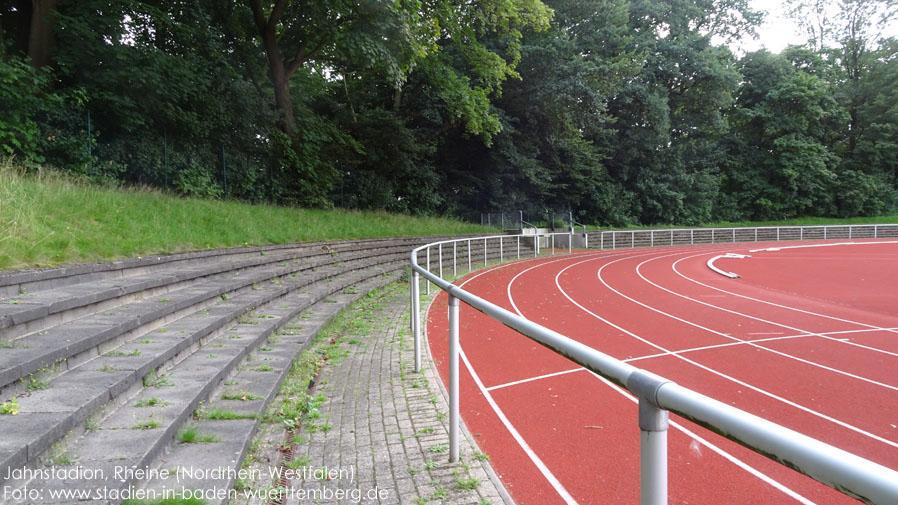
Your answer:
[0,260,405,502]
[0,251,406,479]
[139,271,401,505]
[0,243,417,394]
[0,238,425,340]
[0,238,433,299]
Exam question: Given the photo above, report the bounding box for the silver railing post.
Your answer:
[551,234,555,255]
[467,239,472,272]
[448,294,460,462]
[631,231,635,248]
[601,231,605,250]
[453,242,457,279]
[426,247,431,295]
[500,236,504,262]
[412,270,421,372]
[517,235,521,259]
[484,238,487,267]
[712,229,715,243]
[639,400,669,505]
[629,371,670,505]
[569,231,573,254]
[439,244,443,280]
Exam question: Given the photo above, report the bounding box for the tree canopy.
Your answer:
[1,0,896,224]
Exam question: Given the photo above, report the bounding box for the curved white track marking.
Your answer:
[504,254,817,504]
[670,249,898,338]
[623,256,898,390]
[659,253,898,357]
[551,254,898,450]
[459,348,579,505]
[446,252,601,505]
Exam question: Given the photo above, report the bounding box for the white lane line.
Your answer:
[624,326,898,363]
[660,252,898,357]
[487,367,586,391]
[624,334,814,362]
[551,254,898,450]
[440,251,607,505]
[587,372,818,505]
[501,252,817,504]
[671,252,898,339]
[459,347,580,505]
[625,255,898,390]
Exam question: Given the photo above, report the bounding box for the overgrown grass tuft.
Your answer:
[0,159,491,270]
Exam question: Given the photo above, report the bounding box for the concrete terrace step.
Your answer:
[0,238,428,339]
[0,244,417,393]
[0,237,437,298]
[0,260,404,502]
[138,271,402,505]
[0,234,520,504]
[0,253,406,477]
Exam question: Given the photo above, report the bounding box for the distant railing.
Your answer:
[591,224,898,249]
[480,211,524,231]
[409,224,898,505]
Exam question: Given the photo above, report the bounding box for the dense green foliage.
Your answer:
[1,0,896,225]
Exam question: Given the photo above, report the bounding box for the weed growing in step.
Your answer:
[0,398,20,415]
[176,426,220,444]
[222,391,263,401]
[135,397,169,407]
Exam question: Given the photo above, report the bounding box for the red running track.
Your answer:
[425,240,898,505]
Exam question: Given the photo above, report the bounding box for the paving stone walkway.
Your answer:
[235,283,512,505]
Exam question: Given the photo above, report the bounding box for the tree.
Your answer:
[720,50,847,220]
[603,0,759,224]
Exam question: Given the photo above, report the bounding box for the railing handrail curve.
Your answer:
[409,225,898,505]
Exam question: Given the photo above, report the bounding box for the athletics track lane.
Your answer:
[425,241,898,505]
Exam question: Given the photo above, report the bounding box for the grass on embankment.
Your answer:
[0,160,492,270]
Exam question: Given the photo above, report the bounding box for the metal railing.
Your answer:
[480,211,524,231]
[409,224,898,505]
[592,224,898,250]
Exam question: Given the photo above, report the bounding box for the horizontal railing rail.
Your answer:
[409,225,898,505]
[592,223,898,249]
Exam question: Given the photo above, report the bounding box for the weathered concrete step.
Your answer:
[0,236,446,298]
[0,259,405,495]
[0,265,403,503]
[0,239,421,338]
[0,247,411,392]
[139,272,402,504]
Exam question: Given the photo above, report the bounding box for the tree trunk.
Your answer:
[250,0,297,138]
[27,0,58,68]
[265,37,297,135]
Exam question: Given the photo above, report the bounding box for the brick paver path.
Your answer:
[247,283,511,505]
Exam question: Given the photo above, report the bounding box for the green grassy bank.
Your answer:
[0,161,490,270]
